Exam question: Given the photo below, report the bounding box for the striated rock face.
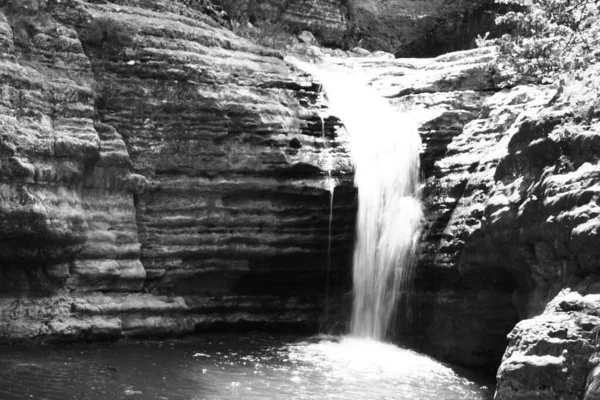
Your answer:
[281,0,349,47]
[0,8,99,291]
[0,0,356,340]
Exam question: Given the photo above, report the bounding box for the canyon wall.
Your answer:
[0,0,355,340]
[350,0,500,56]
[214,0,498,56]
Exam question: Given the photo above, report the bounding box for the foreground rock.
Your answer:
[490,74,600,398]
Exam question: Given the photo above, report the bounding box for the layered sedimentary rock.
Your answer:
[0,0,355,340]
[217,0,498,55]
[0,8,99,291]
[281,0,348,47]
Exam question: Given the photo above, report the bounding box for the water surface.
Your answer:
[0,334,492,400]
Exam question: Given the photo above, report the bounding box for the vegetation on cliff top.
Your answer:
[211,0,298,48]
[491,0,600,81]
[487,0,600,137]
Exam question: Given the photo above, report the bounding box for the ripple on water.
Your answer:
[0,334,492,400]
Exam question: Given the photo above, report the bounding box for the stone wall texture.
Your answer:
[0,0,355,340]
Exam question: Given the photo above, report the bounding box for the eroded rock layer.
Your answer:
[490,78,600,399]
[0,0,355,340]
[281,0,348,47]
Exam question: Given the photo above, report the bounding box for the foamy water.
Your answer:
[0,335,492,400]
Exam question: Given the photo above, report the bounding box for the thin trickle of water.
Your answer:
[289,57,422,341]
[319,111,337,327]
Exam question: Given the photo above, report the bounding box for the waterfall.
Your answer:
[288,58,423,341]
[336,77,421,341]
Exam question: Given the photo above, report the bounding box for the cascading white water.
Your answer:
[288,58,423,341]
[339,77,422,340]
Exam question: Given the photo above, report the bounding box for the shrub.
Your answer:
[1,0,50,47]
[10,15,38,46]
[213,0,299,49]
[0,0,48,15]
[83,17,135,50]
[232,19,297,49]
[214,0,288,24]
[492,0,600,79]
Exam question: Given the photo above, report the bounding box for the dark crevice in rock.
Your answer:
[387,87,500,100]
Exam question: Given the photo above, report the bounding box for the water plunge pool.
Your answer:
[0,334,492,399]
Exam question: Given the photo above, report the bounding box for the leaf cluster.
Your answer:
[492,0,600,79]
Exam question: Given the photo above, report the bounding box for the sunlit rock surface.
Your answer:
[0,0,355,340]
[490,79,600,399]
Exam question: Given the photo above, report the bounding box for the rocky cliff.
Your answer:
[351,0,500,56]
[214,0,498,56]
[490,74,600,399]
[0,0,356,340]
